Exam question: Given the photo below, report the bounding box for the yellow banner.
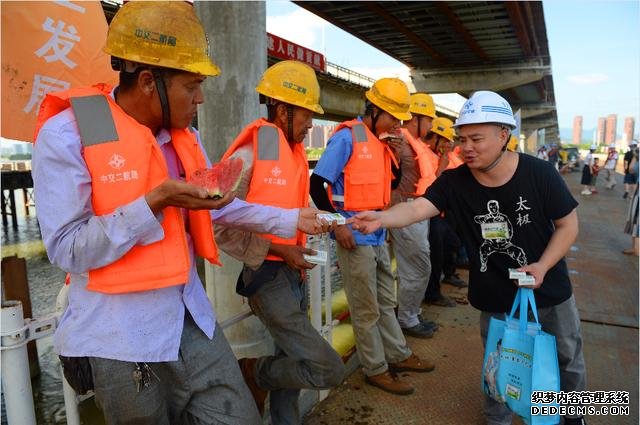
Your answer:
[1,1,117,142]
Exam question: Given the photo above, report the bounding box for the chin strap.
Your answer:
[286,104,294,142]
[480,132,510,172]
[152,69,171,130]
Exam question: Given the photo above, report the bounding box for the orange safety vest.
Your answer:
[223,118,308,261]
[328,119,396,211]
[447,151,464,169]
[399,128,437,195]
[34,84,220,294]
[428,145,463,171]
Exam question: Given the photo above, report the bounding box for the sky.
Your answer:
[266,0,640,140]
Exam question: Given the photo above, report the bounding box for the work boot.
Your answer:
[389,353,435,373]
[365,371,414,395]
[402,322,435,339]
[238,358,268,416]
[417,314,439,331]
[425,294,457,307]
[442,273,468,288]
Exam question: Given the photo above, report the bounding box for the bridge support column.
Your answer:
[195,2,273,358]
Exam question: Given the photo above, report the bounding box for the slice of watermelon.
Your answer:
[189,157,244,198]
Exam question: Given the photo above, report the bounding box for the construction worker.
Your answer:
[388,93,439,338]
[506,134,519,152]
[423,117,467,309]
[214,60,344,424]
[31,3,331,424]
[310,78,435,396]
[350,90,587,425]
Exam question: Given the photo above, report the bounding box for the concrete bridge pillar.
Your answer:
[195,1,273,358]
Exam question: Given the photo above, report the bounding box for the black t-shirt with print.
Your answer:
[425,153,578,313]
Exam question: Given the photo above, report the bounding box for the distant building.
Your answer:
[572,116,583,145]
[623,117,635,144]
[304,124,337,148]
[605,114,617,145]
[596,117,606,145]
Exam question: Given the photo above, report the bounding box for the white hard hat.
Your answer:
[631,140,638,146]
[609,143,616,148]
[454,91,516,129]
[590,144,597,150]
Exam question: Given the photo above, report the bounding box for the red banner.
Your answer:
[267,32,326,73]
[1,1,117,142]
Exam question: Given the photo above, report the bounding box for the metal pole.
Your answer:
[1,300,37,425]
[308,236,322,332]
[323,235,333,344]
[61,364,81,425]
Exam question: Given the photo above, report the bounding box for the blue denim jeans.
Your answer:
[480,295,587,424]
[245,262,344,425]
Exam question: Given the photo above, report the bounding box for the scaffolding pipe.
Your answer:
[1,301,37,425]
[308,236,323,332]
[61,364,81,425]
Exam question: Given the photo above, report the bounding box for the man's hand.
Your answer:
[334,224,356,250]
[514,263,548,289]
[297,207,338,234]
[436,153,449,176]
[269,244,315,270]
[145,179,235,214]
[347,211,382,235]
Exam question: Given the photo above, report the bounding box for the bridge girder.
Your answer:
[411,60,550,94]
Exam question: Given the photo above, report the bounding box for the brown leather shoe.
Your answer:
[238,358,268,415]
[365,371,414,395]
[389,353,435,373]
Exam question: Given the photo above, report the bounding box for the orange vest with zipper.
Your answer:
[222,118,308,261]
[399,128,437,195]
[33,84,220,294]
[329,119,395,211]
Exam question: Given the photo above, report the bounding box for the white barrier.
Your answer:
[1,301,37,425]
[2,244,338,424]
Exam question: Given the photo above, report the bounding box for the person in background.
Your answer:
[310,78,435,396]
[536,145,548,161]
[390,92,439,339]
[603,144,619,189]
[580,145,596,195]
[623,140,638,199]
[548,143,560,170]
[350,90,587,425]
[590,157,601,193]
[623,151,639,256]
[423,118,467,308]
[214,60,345,424]
[32,3,331,423]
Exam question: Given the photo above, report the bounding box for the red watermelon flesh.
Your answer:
[189,157,244,198]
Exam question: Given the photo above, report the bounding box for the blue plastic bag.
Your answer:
[482,288,560,425]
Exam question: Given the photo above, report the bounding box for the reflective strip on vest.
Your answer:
[331,194,345,202]
[352,123,367,143]
[70,95,118,146]
[257,126,279,160]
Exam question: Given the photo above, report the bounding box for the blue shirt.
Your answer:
[33,99,299,362]
[312,118,386,246]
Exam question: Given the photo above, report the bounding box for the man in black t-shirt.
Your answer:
[349,91,587,425]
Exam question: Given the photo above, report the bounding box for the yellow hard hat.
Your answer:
[506,135,518,152]
[431,117,455,142]
[410,93,436,118]
[256,60,324,114]
[104,1,220,77]
[365,78,412,121]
